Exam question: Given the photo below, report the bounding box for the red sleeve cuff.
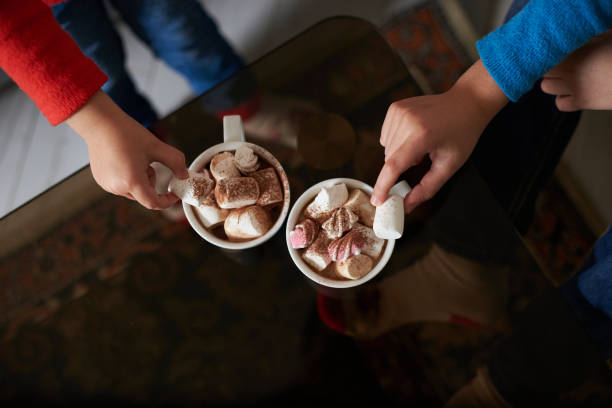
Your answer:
[0,0,108,125]
[213,93,261,121]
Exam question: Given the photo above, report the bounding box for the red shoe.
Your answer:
[316,288,381,338]
[316,293,347,334]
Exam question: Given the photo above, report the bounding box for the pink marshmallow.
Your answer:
[289,219,318,249]
[290,229,308,249]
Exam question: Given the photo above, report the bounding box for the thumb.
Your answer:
[372,141,424,206]
[150,142,189,179]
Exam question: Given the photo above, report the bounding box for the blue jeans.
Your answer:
[52,0,245,127]
[561,228,612,354]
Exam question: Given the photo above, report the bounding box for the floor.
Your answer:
[5,0,610,226]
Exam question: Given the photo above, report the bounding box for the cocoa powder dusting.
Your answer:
[201,190,218,207]
[251,205,271,230]
[251,167,283,206]
[311,234,332,258]
[216,177,259,202]
[322,207,357,239]
[299,187,388,280]
[190,177,211,200]
[201,150,283,241]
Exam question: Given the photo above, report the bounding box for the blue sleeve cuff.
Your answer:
[477,0,612,102]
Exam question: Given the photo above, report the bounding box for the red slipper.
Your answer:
[317,293,347,334]
[449,314,487,329]
[316,288,381,336]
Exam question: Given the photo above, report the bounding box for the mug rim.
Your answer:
[183,141,290,250]
[286,177,395,288]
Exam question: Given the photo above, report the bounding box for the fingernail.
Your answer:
[371,196,381,206]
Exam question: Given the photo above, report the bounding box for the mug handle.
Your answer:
[390,180,412,199]
[223,115,246,143]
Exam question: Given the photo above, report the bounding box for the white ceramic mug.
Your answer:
[183,116,291,250]
[286,178,396,289]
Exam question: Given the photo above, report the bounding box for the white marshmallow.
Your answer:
[234,145,260,174]
[302,234,332,272]
[150,162,174,195]
[196,205,229,228]
[214,177,259,209]
[306,183,348,219]
[344,189,376,227]
[373,196,404,239]
[224,206,271,240]
[373,181,411,240]
[352,223,385,259]
[168,169,214,207]
[210,152,241,181]
[335,254,373,280]
[196,191,229,228]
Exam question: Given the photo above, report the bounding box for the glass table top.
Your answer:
[0,17,550,405]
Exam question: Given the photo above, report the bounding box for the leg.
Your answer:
[443,213,612,408]
[111,0,327,149]
[446,226,612,406]
[560,226,612,357]
[473,83,580,234]
[472,0,582,233]
[109,0,245,96]
[484,288,607,406]
[51,0,158,126]
[445,1,609,404]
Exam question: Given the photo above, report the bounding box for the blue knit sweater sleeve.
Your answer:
[476,0,612,102]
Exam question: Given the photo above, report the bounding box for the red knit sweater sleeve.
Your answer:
[0,0,107,125]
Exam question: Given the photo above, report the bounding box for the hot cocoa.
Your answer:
[171,147,285,242]
[290,183,387,281]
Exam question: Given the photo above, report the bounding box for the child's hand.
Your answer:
[67,91,189,210]
[542,30,612,111]
[371,60,508,213]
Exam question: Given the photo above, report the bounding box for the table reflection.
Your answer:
[0,16,562,406]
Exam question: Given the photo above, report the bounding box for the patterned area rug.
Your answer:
[0,199,391,404]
